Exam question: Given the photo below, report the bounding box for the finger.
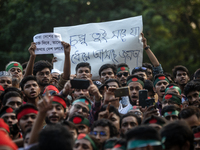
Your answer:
[103,86,107,93]
[108,112,114,119]
[106,103,110,112]
[88,79,93,85]
[141,32,144,37]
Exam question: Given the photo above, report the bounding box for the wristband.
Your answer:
[144,45,150,50]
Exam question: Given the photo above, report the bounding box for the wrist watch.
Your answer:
[144,45,150,50]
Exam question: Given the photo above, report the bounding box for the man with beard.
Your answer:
[184,80,200,107]
[99,64,117,84]
[153,74,170,114]
[172,65,190,102]
[45,95,68,124]
[0,106,21,140]
[15,104,38,134]
[116,64,130,107]
[120,75,144,114]
[0,71,12,90]
[5,61,23,89]
[20,75,41,107]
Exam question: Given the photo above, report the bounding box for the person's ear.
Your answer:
[90,73,92,78]
[21,91,26,98]
[153,87,156,93]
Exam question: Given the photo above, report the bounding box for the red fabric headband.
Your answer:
[43,85,59,94]
[17,108,38,120]
[52,96,66,109]
[194,132,200,138]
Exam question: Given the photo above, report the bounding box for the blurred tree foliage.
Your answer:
[0,0,200,75]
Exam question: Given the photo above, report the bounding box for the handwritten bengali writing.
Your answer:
[71,49,140,64]
[69,27,140,48]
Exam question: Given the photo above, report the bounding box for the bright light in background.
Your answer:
[87,1,91,5]
[190,22,196,29]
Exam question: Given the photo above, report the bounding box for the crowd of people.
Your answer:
[0,33,200,150]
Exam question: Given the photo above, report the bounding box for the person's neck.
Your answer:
[27,97,39,107]
[12,132,20,140]
[39,85,45,93]
[179,84,185,94]
[158,96,163,103]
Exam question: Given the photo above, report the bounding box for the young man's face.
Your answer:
[154,80,169,99]
[65,126,77,141]
[146,68,153,81]
[23,80,40,100]
[133,71,147,80]
[74,138,93,150]
[128,82,143,104]
[1,113,18,129]
[9,67,23,81]
[164,114,179,121]
[72,89,90,99]
[68,102,89,119]
[76,67,92,80]
[175,70,190,85]
[121,116,138,135]
[100,68,115,83]
[19,113,37,133]
[36,68,51,86]
[92,126,110,144]
[187,90,199,106]
[0,76,12,89]
[46,104,65,124]
[109,113,120,130]
[5,97,22,110]
[76,124,89,134]
[116,71,129,86]
[181,114,200,129]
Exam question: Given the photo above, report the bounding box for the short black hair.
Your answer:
[21,62,28,70]
[104,78,121,87]
[0,87,22,101]
[99,64,117,76]
[15,103,38,119]
[184,80,200,97]
[160,120,194,150]
[131,67,147,75]
[126,125,161,141]
[120,112,140,128]
[91,119,118,137]
[142,63,153,71]
[194,68,200,79]
[144,80,154,93]
[179,106,200,119]
[193,125,200,134]
[172,65,189,79]
[3,91,22,106]
[33,60,52,76]
[20,75,38,91]
[164,72,174,83]
[161,105,181,116]
[38,123,73,150]
[75,62,91,73]
[104,137,119,150]
[61,120,78,136]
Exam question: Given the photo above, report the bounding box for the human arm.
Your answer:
[24,42,36,77]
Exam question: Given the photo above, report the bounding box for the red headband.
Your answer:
[0,85,4,91]
[43,85,59,94]
[194,132,200,138]
[52,96,66,109]
[17,108,38,120]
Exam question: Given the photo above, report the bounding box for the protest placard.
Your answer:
[33,33,63,55]
[53,15,143,79]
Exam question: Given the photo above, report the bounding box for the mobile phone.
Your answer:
[139,89,148,108]
[145,98,155,108]
[70,79,90,89]
[114,86,130,97]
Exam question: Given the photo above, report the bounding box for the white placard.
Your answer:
[33,33,63,55]
[53,16,143,79]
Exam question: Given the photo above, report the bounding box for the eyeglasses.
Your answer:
[37,71,50,77]
[90,131,107,136]
[117,72,129,78]
[74,104,89,114]
[134,67,147,70]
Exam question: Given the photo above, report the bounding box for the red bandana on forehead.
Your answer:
[114,144,122,148]
[73,117,82,124]
[52,96,66,109]
[17,108,38,120]
[14,63,18,66]
[132,78,138,82]
[77,133,86,140]
[6,108,13,113]
[165,94,172,99]
[169,86,173,88]
[158,76,165,80]
[120,67,126,71]
[149,119,157,124]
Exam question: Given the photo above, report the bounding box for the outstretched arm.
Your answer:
[62,41,71,80]
[24,42,36,77]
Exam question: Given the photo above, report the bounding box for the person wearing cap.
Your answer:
[74,133,100,150]
[153,74,170,114]
[69,114,90,134]
[5,61,23,89]
[68,96,92,119]
[126,125,163,150]
[119,75,145,114]
[50,68,61,86]
[0,106,21,140]
[15,104,38,134]
[46,94,68,124]
[0,71,12,90]
[20,75,41,107]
